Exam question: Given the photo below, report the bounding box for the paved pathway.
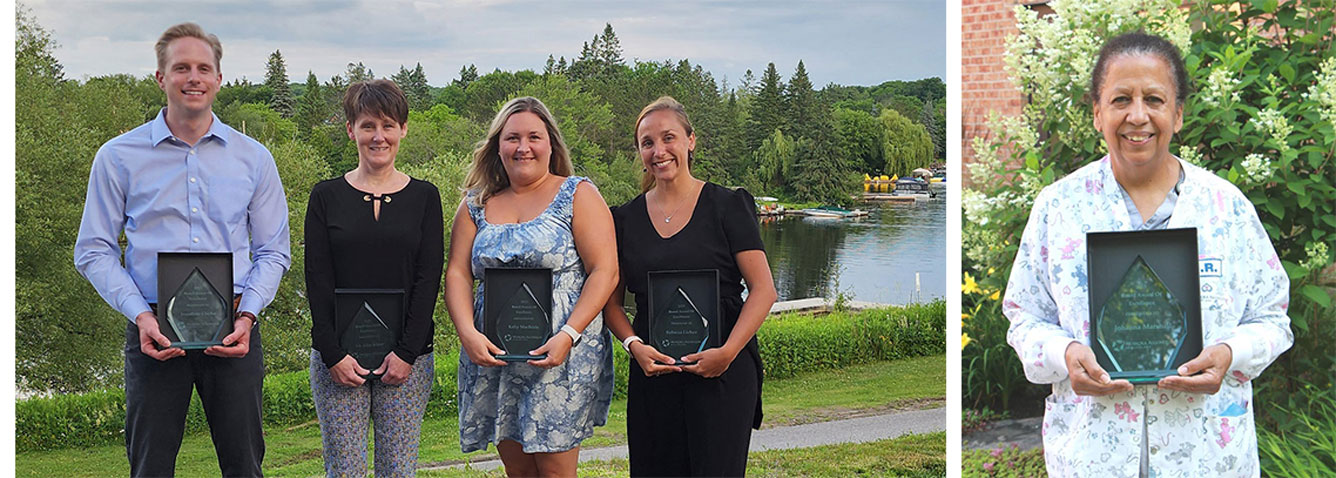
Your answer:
[962,416,1043,451]
[425,406,946,471]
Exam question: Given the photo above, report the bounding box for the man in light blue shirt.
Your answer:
[73,22,289,477]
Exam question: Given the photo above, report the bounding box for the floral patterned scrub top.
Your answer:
[456,176,614,453]
[1004,157,1293,477]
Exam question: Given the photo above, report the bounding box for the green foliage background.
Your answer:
[14,9,945,395]
[961,0,1334,473]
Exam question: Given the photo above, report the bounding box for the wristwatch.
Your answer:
[560,324,582,346]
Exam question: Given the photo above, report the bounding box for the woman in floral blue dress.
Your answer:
[444,96,618,477]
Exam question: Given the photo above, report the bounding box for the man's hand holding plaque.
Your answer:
[157,253,234,350]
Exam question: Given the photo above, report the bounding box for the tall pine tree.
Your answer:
[264,49,294,117]
[784,60,818,135]
[745,62,785,153]
[295,70,324,131]
[392,63,431,110]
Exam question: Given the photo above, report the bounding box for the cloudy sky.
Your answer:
[24,0,944,89]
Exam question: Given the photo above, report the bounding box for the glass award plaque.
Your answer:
[157,252,234,349]
[336,289,405,379]
[483,268,553,362]
[1087,229,1202,383]
[647,270,721,364]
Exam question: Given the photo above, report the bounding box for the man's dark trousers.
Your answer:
[123,322,265,477]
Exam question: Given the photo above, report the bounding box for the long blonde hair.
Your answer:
[465,97,574,204]
[633,96,694,192]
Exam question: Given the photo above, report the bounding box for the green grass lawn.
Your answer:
[417,432,948,477]
[17,355,943,477]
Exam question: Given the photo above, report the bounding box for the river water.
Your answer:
[759,198,946,305]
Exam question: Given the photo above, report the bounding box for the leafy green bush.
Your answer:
[17,303,941,452]
[1259,386,1336,476]
[759,301,945,380]
[962,0,1335,419]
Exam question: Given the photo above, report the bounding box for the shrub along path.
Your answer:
[17,354,945,477]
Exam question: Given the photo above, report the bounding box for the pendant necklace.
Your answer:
[656,182,698,223]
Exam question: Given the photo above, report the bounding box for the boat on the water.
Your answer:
[893,178,937,199]
[799,206,868,218]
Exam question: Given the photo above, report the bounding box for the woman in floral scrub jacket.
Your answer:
[1004,32,1292,477]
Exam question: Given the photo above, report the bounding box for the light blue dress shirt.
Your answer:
[74,109,291,322]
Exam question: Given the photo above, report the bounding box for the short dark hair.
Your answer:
[1087,31,1190,106]
[342,79,409,125]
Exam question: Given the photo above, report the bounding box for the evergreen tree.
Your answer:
[392,63,431,110]
[784,60,818,135]
[264,49,295,117]
[739,69,756,96]
[596,23,623,67]
[746,63,785,152]
[453,64,478,89]
[544,55,557,75]
[295,71,324,131]
[568,24,624,80]
[345,62,374,83]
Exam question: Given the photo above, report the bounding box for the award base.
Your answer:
[495,353,548,362]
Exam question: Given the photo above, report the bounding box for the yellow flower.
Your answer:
[989,290,1001,301]
[962,333,973,349]
[988,267,995,275]
[963,273,981,295]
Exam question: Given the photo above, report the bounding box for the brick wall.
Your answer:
[961,1,1041,174]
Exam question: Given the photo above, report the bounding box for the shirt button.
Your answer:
[189,150,196,155]
[191,207,198,213]
[193,237,200,243]
[190,177,197,183]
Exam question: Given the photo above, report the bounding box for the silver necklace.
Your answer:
[656,183,697,223]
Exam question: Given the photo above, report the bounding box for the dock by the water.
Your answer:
[769,297,895,314]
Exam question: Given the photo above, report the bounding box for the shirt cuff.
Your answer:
[1220,336,1254,377]
[1044,337,1079,377]
[237,294,261,319]
[120,297,153,323]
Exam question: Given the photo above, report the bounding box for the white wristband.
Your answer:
[560,324,582,344]
[622,335,644,352]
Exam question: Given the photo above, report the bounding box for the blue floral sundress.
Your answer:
[457,175,614,453]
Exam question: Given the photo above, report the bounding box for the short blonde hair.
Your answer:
[633,96,694,192]
[465,97,574,204]
[155,22,223,71]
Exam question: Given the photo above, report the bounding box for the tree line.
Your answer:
[16,11,943,394]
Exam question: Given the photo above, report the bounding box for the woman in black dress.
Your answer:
[603,96,778,477]
[304,79,443,476]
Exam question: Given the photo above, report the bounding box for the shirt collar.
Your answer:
[150,108,231,147]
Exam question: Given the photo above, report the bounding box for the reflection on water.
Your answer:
[759,199,945,305]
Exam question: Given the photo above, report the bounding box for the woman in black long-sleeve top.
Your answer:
[304,79,443,477]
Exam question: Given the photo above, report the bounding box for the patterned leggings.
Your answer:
[309,350,435,477]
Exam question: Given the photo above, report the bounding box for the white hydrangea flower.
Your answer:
[1249,108,1292,152]
[1178,145,1202,165]
[1305,56,1336,129]
[1300,242,1330,272]
[1240,153,1273,183]
[1201,67,1242,108]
